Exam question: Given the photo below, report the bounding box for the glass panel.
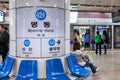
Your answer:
[114,26,120,48]
[97,25,112,49]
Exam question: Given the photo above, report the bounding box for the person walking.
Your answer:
[73,38,80,51]
[102,30,108,55]
[94,31,102,55]
[0,25,9,62]
[73,30,81,51]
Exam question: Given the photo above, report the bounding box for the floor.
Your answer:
[1,50,120,80]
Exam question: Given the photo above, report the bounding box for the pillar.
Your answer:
[9,0,70,79]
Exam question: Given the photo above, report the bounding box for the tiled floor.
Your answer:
[1,50,120,80]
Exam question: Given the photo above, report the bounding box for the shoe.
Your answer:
[93,68,101,76]
[96,67,101,72]
[95,53,98,56]
[99,53,102,56]
[104,53,107,55]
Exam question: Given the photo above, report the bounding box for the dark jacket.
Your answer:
[102,34,109,44]
[0,31,9,54]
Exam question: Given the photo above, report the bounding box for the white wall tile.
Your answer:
[65,0,70,10]
[9,9,16,40]
[9,0,16,9]
[16,0,65,9]
[9,41,16,56]
[65,10,70,39]
[65,39,70,55]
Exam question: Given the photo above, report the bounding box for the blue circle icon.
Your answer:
[49,39,55,46]
[35,9,46,20]
[24,39,30,47]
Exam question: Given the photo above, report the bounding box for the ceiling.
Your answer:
[70,0,120,12]
[0,0,120,12]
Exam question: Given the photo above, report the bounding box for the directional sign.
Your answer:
[49,39,55,46]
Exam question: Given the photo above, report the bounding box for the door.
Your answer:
[96,25,112,49]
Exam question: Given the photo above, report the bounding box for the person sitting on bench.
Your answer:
[75,51,100,75]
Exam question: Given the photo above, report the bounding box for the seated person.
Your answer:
[75,51,100,75]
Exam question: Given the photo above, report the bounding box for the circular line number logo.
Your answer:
[49,39,55,46]
[24,39,30,47]
[35,9,46,20]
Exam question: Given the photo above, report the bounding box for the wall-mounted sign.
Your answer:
[16,8,65,57]
[42,38,64,57]
[17,38,41,57]
[17,8,64,38]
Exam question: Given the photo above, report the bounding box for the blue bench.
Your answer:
[16,60,38,80]
[66,53,90,77]
[0,55,15,79]
[46,58,71,80]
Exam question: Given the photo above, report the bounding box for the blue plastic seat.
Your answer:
[0,55,15,78]
[46,58,71,80]
[0,63,3,70]
[16,60,38,80]
[0,77,9,80]
[66,53,90,77]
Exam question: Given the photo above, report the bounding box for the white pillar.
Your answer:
[9,0,70,79]
[112,25,114,50]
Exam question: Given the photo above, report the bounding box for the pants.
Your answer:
[95,42,101,55]
[103,44,107,54]
[73,42,80,51]
[2,53,7,62]
[84,62,97,73]
[85,42,89,48]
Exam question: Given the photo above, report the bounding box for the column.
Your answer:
[9,0,70,79]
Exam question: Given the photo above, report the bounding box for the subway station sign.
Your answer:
[16,8,65,57]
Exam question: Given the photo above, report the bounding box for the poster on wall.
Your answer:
[16,8,65,57]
